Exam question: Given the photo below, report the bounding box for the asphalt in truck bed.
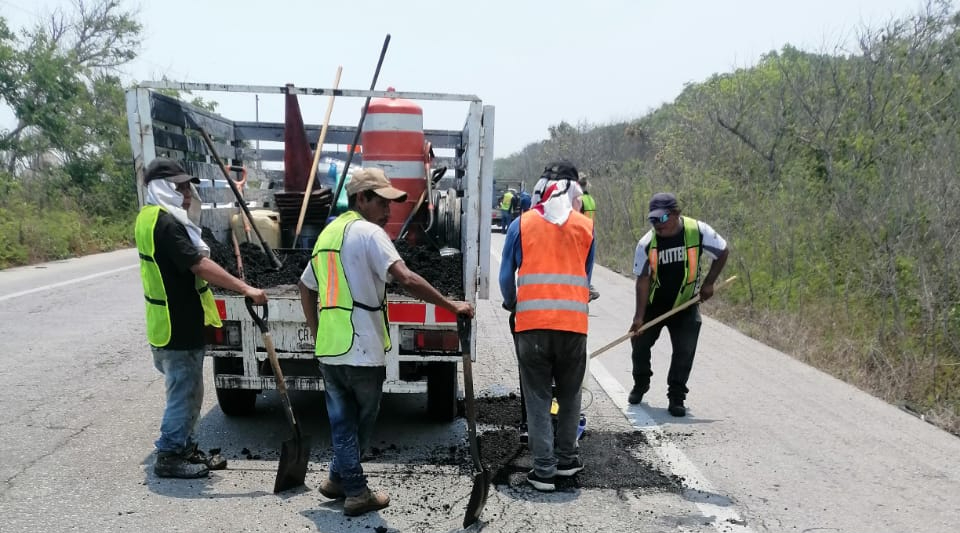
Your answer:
[205,228,464,299]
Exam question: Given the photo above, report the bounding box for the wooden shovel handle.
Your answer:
[589,275,737,359]
[294,66,343,244]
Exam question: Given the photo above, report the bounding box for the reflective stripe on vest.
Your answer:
[581,193,596,219]
[311,211,391,357]
[648,216,701,308]
[134,205,221,347]
[515,211,594,334]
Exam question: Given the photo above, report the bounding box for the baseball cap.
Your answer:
[144,158,200,185]
[542,160,579,181]
[648,192,678,219]
[345,168,407,201]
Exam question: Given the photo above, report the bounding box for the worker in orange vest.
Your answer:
[499,160,595,492]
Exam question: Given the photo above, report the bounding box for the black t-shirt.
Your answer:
[153,211,205,349]
[647,230,698,318]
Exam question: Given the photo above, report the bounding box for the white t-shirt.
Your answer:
[300,218,402,366]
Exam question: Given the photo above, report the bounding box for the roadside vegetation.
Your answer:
[0,1,140,266]
[497,1,960,434]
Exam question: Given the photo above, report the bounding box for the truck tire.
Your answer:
[215,387,258,416]
[426,362,458,422]
[213,357,258,416]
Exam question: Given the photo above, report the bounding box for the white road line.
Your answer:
[591,342,756,532]
[0,264,139,303]
[491,240,755,532]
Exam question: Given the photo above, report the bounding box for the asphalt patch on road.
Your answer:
[473,395,680,493]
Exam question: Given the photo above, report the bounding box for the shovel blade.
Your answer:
[462,468,490,528]
[273,434,313,493]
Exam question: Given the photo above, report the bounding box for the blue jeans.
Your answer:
[501,210,511,232]
[319,363,386,496]
[152,347,205,454]
[516,330,586,478]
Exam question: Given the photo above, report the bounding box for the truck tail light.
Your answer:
[206,320,241,350]
[417,330,460,352]
[402,329,460,352]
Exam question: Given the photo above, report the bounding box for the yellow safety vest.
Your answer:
[134,205,221,347]
[500,191,514,210]
[581,193,596,219]
[648,216,701,308]
[311,211,391,357]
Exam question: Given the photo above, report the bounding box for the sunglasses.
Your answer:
[649,212,670,225]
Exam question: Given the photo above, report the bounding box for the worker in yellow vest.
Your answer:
[578,176,600,301]
[499,188,516,233]
[627,192,729,417]
[500,160,595,492]
[135,158,267,479]
[298,168,473,516]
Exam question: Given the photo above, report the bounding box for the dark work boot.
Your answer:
[186,444,227,470]
[155,451,209,479]
[668,399,686,417]
[628,386,646,405]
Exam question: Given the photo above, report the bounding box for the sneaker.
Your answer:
[668,399,686,417]
[589,287,600,301]
[556,457,584,477]
[186,445,227,470]
[155,451,209,479]
[343,488,390,516]
[319,478,345,499]
[627,387,645,405]
[518,423,528,445]
[526,471,555,492]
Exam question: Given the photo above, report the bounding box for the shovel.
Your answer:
[245,298,312,493]
[589,275,737,359]
[458,316,489,528]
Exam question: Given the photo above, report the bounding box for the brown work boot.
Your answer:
[343,488,390,516]
[319,478,345,499]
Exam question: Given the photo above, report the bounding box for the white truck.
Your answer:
[126,82,494,421]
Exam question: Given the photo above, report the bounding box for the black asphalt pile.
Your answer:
[205,227,462,296]
[391,239,464,299]
[204,228,311,289]
[475,395,680,492]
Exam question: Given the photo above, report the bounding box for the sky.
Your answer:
[0,0,941,158]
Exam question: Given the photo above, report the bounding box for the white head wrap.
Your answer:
[145,179,210,257]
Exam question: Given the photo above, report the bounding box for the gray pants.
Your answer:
[516,329,587,478]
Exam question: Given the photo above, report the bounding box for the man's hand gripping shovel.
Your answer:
[589,276,737,360]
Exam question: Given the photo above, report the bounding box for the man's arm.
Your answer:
[389,260,474,317]
[629,274,650,334]
[298,280,319,339]
[585,230,596,283]
[698,247,729,302]
[191,257,267,303]
[498,217,521,309]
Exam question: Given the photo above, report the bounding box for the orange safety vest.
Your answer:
[515,211,594,334]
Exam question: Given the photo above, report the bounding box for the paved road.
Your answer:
[0,240,957,532]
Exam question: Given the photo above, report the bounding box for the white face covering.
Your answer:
[145,179,210,257]
[531,177,583,225]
